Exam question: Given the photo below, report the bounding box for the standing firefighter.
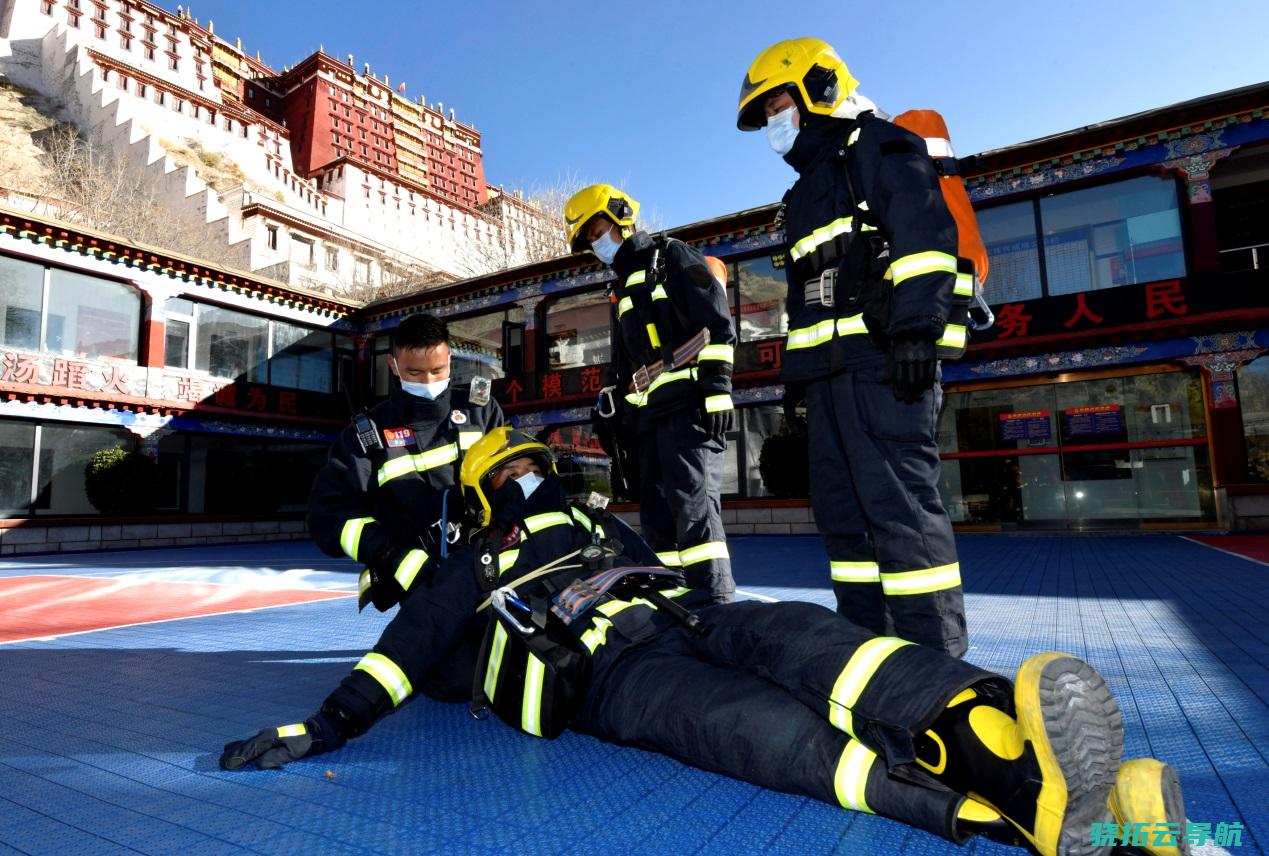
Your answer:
[736,38,969,655]
[307,313,503,668]
[223,429,1189,856]
[567,184,738,604]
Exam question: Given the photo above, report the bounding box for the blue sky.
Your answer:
[189,0,1269,228]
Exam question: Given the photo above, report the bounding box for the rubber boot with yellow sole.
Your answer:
[917,653,1124,856]
[1109,759,1190,856]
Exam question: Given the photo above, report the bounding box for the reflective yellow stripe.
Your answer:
[521,654,546,737]
[660,586,691,599]
[679,541,730,565]
[580,615,614,653]
[625,367,695,408]
[936,324,967,350]
[598,597,652,617]
[789,216,853,262]
[834,741,877,813]
[355,652,413,706]
[699,344,734,363]
[646,323,661,349]
[704,394,733,413]
[657,550,681,567]
[786,318,836,351]
[831,561,881,583]
[880,563,962,596]
[954,271,974,297]
[524,512,572,533]
[570,507,593,531]
[651,284,668,301]
[359,569,371,596]
[377,442,459,486]
[484,623,508,702]
[829,637,913,736]
[394,548,428,591]
[847,127,862,146]
[340,517,374,561]
[276,723,306,738]
[617,296,634,317]
[498,549,521,576]
[835,315,868,337]
[626,271,646,287]
[459,431,481,450]
[888,251,958,286]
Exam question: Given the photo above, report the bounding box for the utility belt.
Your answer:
[628,327,711,394]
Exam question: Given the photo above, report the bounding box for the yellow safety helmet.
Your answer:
[563,184,640,254]
[736,37,860,131]
[459,427,558,527]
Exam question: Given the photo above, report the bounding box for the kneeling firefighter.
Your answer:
[221,429,1187,856]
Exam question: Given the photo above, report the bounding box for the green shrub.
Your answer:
[84,448,159,514]
[758,417,810,499]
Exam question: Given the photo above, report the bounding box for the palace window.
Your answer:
[266,225,278,250]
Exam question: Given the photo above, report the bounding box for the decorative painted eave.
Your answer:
[0,205,358,318]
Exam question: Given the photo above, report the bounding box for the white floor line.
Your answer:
[1180,536,1269,569]
[735,588,779,603]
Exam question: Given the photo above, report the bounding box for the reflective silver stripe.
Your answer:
[831,561,881,583]
[626,271,646,287]
[625,367,695,408]
[704,394,734,413]
[924,136,954,158]
[394,548,428,591]
[888,251,958,286]
[953,271,974,297]
[835,315,868,337]
[789,216,853,262]
[617,296,634,317]
[834,741,877,813]
[651,284,668,300]
[358,569,371,596]
[377,442,459,486]
[340,517,374,561]
[699,344,734,362]
[524,511,572,533]
[483,623,508,702]
[786,318,836,351]
[276,723,306,738]
[355,652,413,706]
[498,549,520,576]
[679,541,729,565]
[522,654,546,737]
[936,324,967,350]
[880,563,962,596]
[459,431,481,450]
[656,550,681,567]
[828,637,913,736]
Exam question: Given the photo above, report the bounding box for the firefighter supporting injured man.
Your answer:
[221,429,1187,856]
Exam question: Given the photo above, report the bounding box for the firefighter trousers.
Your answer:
[575,600,1007,841]
[806,365,968,657]
[637,407,735,603]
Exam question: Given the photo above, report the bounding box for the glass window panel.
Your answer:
[269,321,333,392]
[742,406,784,498]
[194,304,268,381]
[0,256,44,351]
[154,431,186,512]
[736,255,788,341]
[34,423,131,514]
[166,297,194,316]
[545,292,611,370]
[0,420,35,516]
[1053,372,1204,445]
[978,200,1042,305]
[542,423,612,503]
[449,307,524,383]
[46,269,140,360]
[165,319,190,369]
[937,385,1057,454]
[373,335,392,397]
[1238,356,1269,482]
[190,434,328,513]
[1040,175,1186,295]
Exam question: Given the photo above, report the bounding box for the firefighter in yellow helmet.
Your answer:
[223,429,1187,856]
[565,184,738,605]
[737,38,969,656]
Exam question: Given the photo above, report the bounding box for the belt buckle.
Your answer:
[803,269,836,308]
[632,365,652,393]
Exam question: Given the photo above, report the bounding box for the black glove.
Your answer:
[781,381,806,424]
[219,711,344,771]
[885,336,938,403]
[701,403,734,441]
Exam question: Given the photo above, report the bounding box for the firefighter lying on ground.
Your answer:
[222,428,1187,856]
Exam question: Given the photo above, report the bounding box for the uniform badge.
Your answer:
[451,410,468,425]
[383,427,414,448]
[470,376,492,406]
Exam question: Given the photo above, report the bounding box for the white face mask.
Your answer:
[766,106,800,155]
[591,230,622,265]
[514,470,545,499]
[399,377,450,400]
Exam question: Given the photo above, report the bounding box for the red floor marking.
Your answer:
[1187,535,1269,565]
[0,575,352,643]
